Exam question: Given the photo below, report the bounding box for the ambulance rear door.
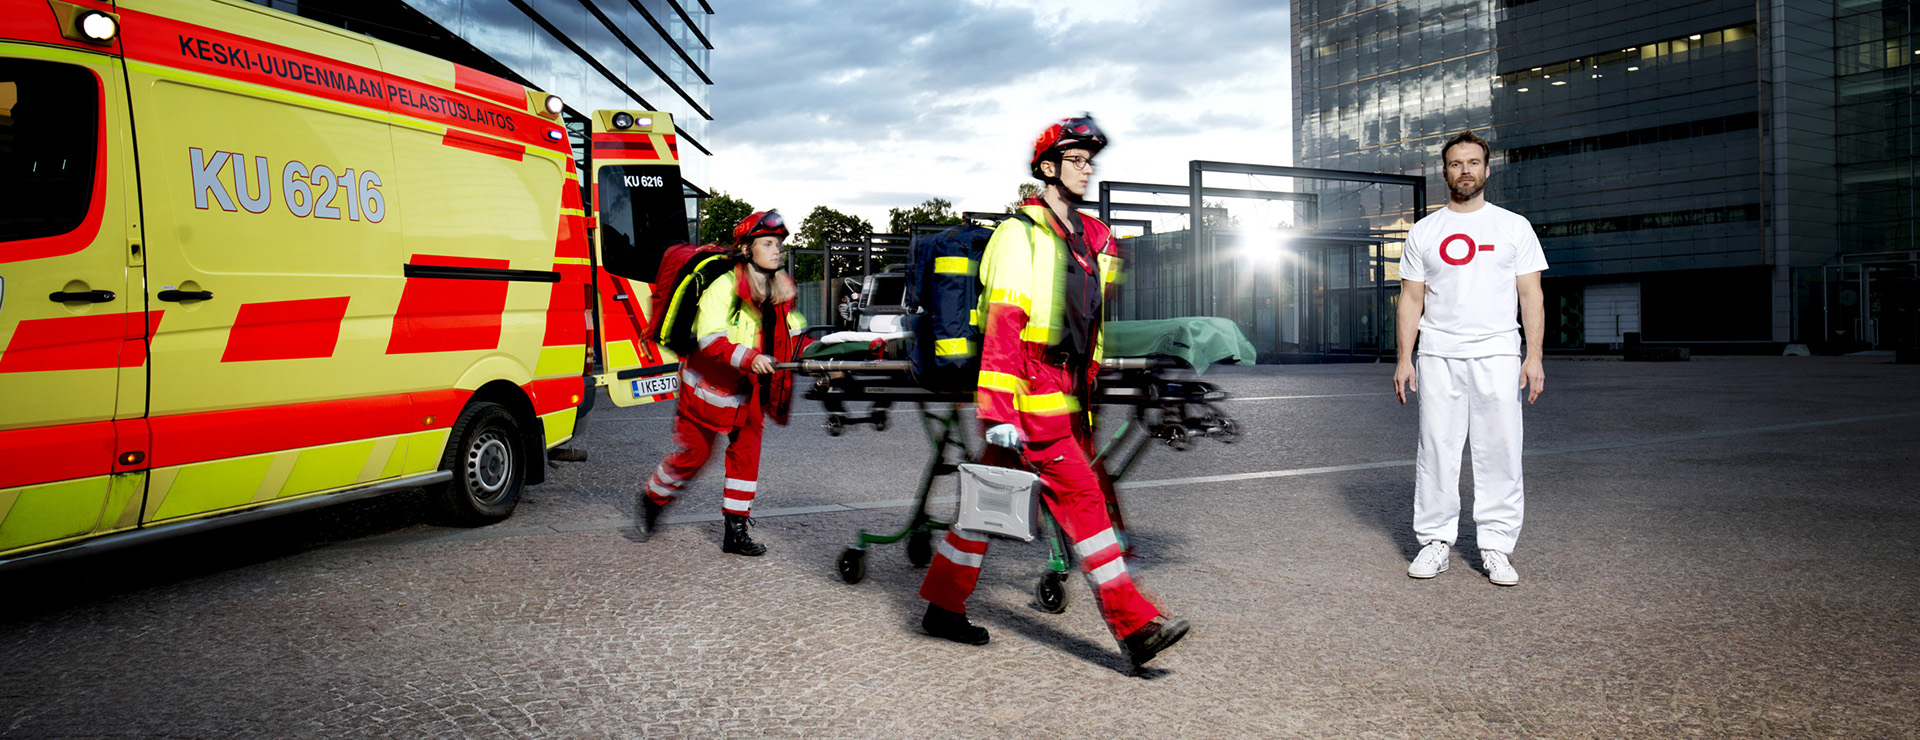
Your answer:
[0,21,148,557]
[589,110,687,407]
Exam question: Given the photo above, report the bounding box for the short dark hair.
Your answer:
[1441,130,1491,163]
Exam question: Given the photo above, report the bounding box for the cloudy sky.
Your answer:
[703,0,1294,234]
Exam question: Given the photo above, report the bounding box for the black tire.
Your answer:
[906,529,933,567]
[837,547,867,584]
[825,415,845,437]
[432,401,525,527]
[1217,418,1240,443]
[1034,571,1071,614]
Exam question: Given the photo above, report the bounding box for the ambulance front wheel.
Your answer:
[837,548,867,584]
[433,401,525,527]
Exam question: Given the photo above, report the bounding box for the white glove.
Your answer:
[984,423,1024,450]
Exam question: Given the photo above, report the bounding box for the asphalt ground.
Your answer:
[1,355,1916,739]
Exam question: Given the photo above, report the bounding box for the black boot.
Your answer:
[922,603,990,645]
[721,512,766,556]
[640,496,667,535]
[1121,616,1190,667]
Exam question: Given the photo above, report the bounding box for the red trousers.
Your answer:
[918,435,1161,638]
[644,410,765,516]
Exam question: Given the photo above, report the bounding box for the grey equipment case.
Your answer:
[954,463,1041,541]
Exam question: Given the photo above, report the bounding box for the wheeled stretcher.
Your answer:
[781,317,1254,612]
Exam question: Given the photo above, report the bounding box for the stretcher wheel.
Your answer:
[825,415,845,437]
[906,529,933,567]
[1165,425,1192,451]
[872,409,890,432]
[837,547,867,584]
[1216,418,1240,443]
[1034,571,1071,614]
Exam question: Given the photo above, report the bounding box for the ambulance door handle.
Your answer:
[157,289,214,302]
[49,290,116,303]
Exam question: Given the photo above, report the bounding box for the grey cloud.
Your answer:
[711,1,1290,148]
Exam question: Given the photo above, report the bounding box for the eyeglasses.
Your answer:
[1060,155,1095,171]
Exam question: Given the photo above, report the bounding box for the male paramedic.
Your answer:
[639,210,810,556]
[1393,130,1548,586]
[917,115,1190,668]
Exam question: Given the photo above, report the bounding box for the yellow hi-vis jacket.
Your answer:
[974,201,1124,442]
[677,259,810,430]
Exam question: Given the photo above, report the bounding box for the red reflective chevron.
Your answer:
[221,296,350,362]
[0,312,161,373]
[386,255,510,355]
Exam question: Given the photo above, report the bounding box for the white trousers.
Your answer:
[1413,354,1525,554]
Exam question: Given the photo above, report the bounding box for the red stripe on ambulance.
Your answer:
[453,63,525,108]
[221,296,351,362]
[0,312,162,373]
[440,129,525,162]
[0,420,117,489]
[541,263,593,347]
[148,389,470,470]
[385,256,511,355]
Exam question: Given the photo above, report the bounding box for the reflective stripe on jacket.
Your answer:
[974,200,1124,442]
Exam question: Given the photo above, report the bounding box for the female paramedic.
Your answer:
[639,210,811,556]
[917,115,1191,667]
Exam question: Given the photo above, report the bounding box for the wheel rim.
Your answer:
[466,430,514,504]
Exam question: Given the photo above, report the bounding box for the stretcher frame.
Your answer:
[779,356,1238,612]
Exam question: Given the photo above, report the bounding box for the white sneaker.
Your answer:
[1407,541,1450,578]
[1481,549,1518,586]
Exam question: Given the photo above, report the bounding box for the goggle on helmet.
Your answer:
[1030,114,1108,179]
[731,209,789,246]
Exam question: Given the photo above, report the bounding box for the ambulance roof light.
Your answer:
[611,112,634,130]
[79,11,117,43]
[544,94,564,116]
[636,116,653,129]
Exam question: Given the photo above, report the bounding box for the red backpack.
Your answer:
[645,243,740,355]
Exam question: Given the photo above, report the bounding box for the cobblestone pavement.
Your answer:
[2,356,1917,739]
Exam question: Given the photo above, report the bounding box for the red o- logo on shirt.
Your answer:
[1438,233,1494,266]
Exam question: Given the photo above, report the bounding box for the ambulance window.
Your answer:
[0,60,98,243]
[598,165,689,282]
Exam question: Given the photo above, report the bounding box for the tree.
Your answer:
[788,205,873,281]
[697,190,755,246]
[1005,183,1041,212]
[888,197,961,234]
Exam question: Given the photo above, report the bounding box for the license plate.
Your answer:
[632,374,678,397]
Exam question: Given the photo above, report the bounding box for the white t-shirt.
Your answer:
[1399,202,1548,358]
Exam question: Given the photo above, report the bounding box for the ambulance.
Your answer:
[0,0,688,567]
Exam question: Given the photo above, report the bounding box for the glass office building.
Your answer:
[248,0,715,195]
[1295,0,1919,351]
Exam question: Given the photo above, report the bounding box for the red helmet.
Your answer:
[731,209,788,246]
[1030,114,1107,179]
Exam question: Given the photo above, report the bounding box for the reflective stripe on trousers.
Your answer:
[645,409,766,516]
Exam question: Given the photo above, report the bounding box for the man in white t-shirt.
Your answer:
[1392,130,1548,587]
